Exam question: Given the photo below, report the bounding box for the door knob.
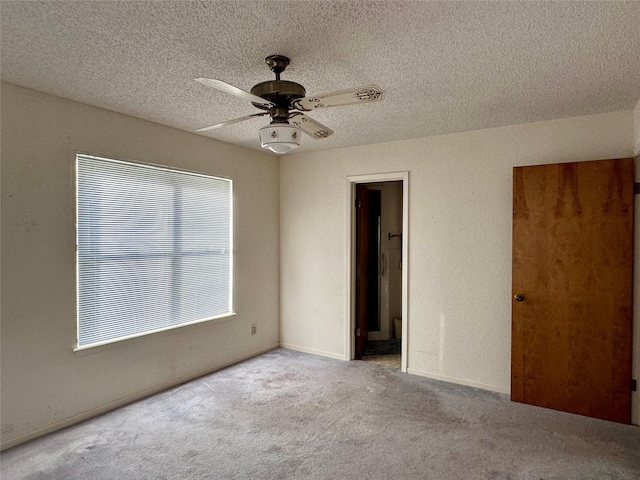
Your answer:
[514,294,524,302]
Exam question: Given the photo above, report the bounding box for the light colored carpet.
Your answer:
[2,348,640,479]
[362,354,401,369]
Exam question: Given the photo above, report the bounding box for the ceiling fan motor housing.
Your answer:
[250,80,306,118]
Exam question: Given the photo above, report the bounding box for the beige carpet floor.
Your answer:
[2,348,640,479]
[361,353,401,369]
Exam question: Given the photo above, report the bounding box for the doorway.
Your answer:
[346,172,408,372]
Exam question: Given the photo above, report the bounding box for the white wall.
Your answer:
[279,110,638,422]
[0,83,280,449]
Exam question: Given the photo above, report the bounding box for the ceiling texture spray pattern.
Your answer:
[2,0,640,153]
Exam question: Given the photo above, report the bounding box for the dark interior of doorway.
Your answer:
[356,182,402,369]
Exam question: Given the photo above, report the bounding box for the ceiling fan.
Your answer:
[195,55,384,154]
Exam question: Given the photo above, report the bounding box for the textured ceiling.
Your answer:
[2,1,640,154]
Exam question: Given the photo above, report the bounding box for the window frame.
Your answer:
[74,153,235,352]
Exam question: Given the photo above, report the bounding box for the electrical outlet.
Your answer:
[251,324,257,335]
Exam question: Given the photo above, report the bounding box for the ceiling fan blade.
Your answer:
[195,78,273,107]
[293,85,384,111]
[288,113,334,139]
[195,112,269,132]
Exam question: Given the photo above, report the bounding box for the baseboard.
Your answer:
[1,344,279,451]
[279,342,346,361]
[407,368,510,395]
[279,346,509,394]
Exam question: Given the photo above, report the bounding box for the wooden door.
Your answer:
[512,158,634,424]
[355,184,373,359]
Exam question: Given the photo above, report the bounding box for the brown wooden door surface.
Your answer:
[355,184,372,359]
[512,158,634,424]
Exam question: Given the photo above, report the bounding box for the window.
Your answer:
[76,154,233,349]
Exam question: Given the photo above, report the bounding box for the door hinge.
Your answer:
[356,199,361,208]
[355,328,361,337]
[632,379,637,392]
[634,183,640,195]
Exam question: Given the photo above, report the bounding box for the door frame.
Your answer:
[346,172,409,372]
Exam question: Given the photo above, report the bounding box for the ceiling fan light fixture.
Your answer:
[259,123,301,154]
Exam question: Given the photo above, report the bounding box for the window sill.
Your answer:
[73,312,236,356]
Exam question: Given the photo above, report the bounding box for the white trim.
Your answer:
[401,174,409,372]
[1,344,279,451]
[279,343,346,361]
[73,313,236,355]
[345,172,409,372]
[407,368,511,395]
[345,177,356,362]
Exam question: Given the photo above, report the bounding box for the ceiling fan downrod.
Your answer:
[265,54,290,81]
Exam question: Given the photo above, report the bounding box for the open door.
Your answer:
[355,184,374,359]
[512,158,634,423]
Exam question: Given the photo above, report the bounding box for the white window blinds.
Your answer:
[76,154,233,348]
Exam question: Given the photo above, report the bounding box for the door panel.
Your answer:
[511,158,634,423]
